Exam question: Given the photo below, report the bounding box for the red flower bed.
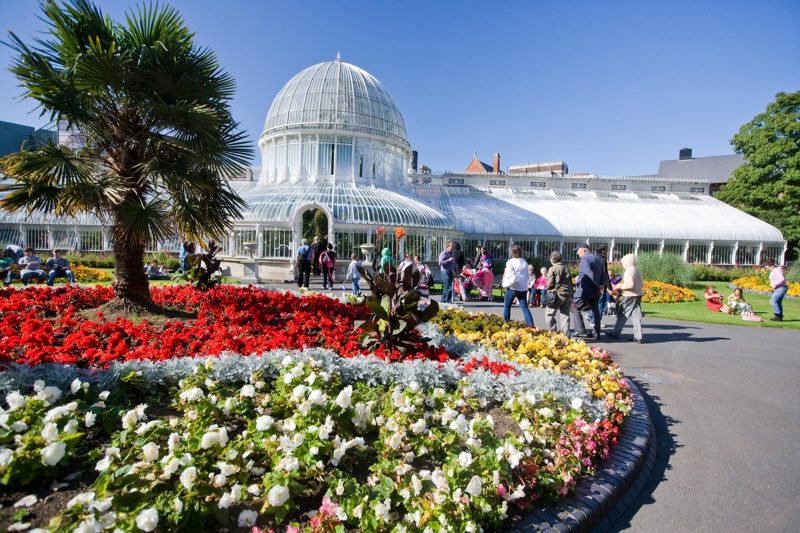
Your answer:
[0,285,455,368]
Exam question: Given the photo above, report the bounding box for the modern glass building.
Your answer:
[0,58,787,280]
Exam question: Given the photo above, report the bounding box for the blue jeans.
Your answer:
[771,285,788,316]
[47,269,75,286]
[352,278,361,295]
[441,270,454,303]
[504,289,534,326]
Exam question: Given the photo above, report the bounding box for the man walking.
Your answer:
[296,239,312,289]
[438,241,456,304]
[571,242,604,339]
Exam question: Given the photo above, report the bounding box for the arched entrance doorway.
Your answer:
[291,203,333,266]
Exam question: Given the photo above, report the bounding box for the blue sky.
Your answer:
[1,0,798,176]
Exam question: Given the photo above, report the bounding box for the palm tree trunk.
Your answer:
[110,239,154,312]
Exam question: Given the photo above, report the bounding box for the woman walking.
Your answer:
[545,251,572,336]
[501,245,534,326]
[765,260,787,321]
[607,253,644,343]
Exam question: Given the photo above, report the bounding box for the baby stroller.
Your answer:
[472,263,494,300]
[454,268,475,301]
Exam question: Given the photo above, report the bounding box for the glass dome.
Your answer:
[262,57,409,148]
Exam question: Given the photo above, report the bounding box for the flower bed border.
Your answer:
[511,378,654,532]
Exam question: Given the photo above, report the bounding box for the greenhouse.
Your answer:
[0,57,787,279]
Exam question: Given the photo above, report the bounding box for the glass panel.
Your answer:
[25,227,49,250]
[612,242,636,262]
[234,228,258,257]
[638,241,661,254]
[262,229,292,258]
[51,229,77,250]
[78,229,103,251]
[686,244,709,263]
[333,231,369,260]
[0,225,23,246]
[761,245,784,265]
[663,242,685,256]
[403,233,426,259]
[735,243,759,265]
[538,241,562,261]
[711,244,734,264]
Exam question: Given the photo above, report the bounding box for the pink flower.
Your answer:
[497,484,507,497]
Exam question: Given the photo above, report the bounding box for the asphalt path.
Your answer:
[269,282,800,532]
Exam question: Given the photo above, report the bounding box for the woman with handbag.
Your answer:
[544,251,573,336]
[502,245,534,326]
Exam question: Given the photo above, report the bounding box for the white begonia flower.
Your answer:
[281,456,300,472]
[135,507,159,532]
[142,442,160,462]
[0,447,14,467]
[408,381,420,393]
[387,431,404,450]
[8,523,31,532]
[509,485,526,501]
[167,432,181,451]
[135,420,162,435]
[6,390,26,411]
[237,510,259,528]
[410,418,427,435]
[282,418,297,433]
[217,462,238,476]
[95,455,113,473]
[98,511,116,529]
[174,497,184,514]
[496,443,523,469]
[63,419,79,434]
[431,469,449,491]
[180,466,197,489]
[318,416,334,440]
[465,475,483,497]
[411,474,423,495]
[305,372,317,385]
[373,498,391,521]
[37,385,62,404]
[524,391,537,405]
[395,462,412,476]
[458,451,473,468]
[98,391,110,401]
[163,457,181,477]
[247,484,261,496]
[92,498,113,513]
[441,407,458,425]
[538,407,554,419]
[70,379,82,394]
[41,441,66,466]
[450,414,469,434]
[281,355,294,367]
[239,384,256,398]
[10,421,28,433]
[84,411,97,428]
[200,426,229,449]
[14,494,38,507]
[267,485,290,507]
[179,387,205,403]
[33,380,45,392]
[41,422,59,443]
[307,389,325,405]
[571,397,584,410]
[519,419,532,431]
[213,474,228,487]
[66,491,96,509]
[222,397,234,415]
[332,385,353,409]
[297,401,312,416]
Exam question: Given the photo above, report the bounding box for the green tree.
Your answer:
[716,91,800,259]
[0,0,250,311]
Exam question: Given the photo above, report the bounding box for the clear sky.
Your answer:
[1,0,798,176]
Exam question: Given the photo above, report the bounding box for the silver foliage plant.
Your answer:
[0,323,606,420]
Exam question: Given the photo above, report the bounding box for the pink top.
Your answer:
[533,275,548,289]
[769,267,786,289]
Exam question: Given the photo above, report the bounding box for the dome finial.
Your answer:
[336,51,341,62]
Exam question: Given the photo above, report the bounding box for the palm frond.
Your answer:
[112,196,174,247]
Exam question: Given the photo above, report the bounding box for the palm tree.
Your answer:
[0,0,251,311]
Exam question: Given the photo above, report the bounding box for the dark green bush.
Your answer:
[636,253,693,287]
[691,264,761,282]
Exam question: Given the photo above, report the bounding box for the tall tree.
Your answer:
[0,0,251,311]
[716,91,800,259]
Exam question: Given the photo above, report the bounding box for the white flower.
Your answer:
[256,415,274,432]
[84,412,97,428]
[37,385,62,404]
[279,456,299,472]
[70,379,82,394]
[218,492,236,509]
[14,494,38,508]
[180,466,197,489]
[571,397,584,410]
[217,462,238,476]
[222,398,234,415]
[92,498,113,513]
[267,485,290,507]
[518,419,531,431]
[458,451,473,468]
[465,475,483,497]
[449,414,469,434]
[63,419,79,434]
[239,384,256,398]
[213,474,228,487]
[135,507,158,532]
[307,389,325,405]
[431,469,448,491]
[7,522,31,532]
[142,442,160,462]
[174,497,184,514]
[411,474,423,495]
[352,503,363,518]
[237,510,259,527]
[408,381,420,393]
[98,511,116,529]
[387,431,404,450]
[496,443,522,469]
[41,441,66,466]
[98,391,110,401]
[167,432,181,451]
[66,491,96,509]
[247,484,261,496]
[281,355,294,367]
[179,387,205,403]
[335,385,353,409]
[10,421,28,433]
[200,426,229,449]
[441,407,458,425]
[163,457,181,477]
[41,422,59,442]
[410,418,427,435]
[538,407,554,419]
[34,380,45,392]
[0,447,14,467]
[373,498,391,521]
[6,391,26,411]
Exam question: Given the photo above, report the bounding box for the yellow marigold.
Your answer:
[732,276,800,298]
[72,265,113,282]
[641,281,696,303]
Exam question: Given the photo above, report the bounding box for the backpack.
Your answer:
[320,251,334,268]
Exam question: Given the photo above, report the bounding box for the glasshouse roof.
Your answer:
[412,185,785,243]
[262,57,409,147]
[231,180,453,230]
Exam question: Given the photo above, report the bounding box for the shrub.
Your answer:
[691,264,760,282]
[636,253,693,287]
[786,262,800,283]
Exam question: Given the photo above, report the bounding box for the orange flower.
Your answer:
[394,227,406,240]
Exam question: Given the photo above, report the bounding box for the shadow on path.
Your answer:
[604,379,681,531]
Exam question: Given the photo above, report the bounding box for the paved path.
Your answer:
[270,282,800,532]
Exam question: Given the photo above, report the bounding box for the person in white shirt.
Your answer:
[343,253,362,295]
[607,253,644,343]
[19,247,47,285]
[501,245,533,326]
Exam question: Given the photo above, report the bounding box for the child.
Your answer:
[533,267,548,307]
[344,253,362,295]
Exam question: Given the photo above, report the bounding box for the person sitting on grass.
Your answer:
[19,247,47,285]
[45,249,76,286]
[146,259,170,280]
[704,284,724,312]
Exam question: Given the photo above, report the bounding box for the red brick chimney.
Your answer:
[493,152,500,174]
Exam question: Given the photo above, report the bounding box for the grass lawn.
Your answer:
[641,280,800,330]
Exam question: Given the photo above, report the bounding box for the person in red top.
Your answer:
[704,284,724,312]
